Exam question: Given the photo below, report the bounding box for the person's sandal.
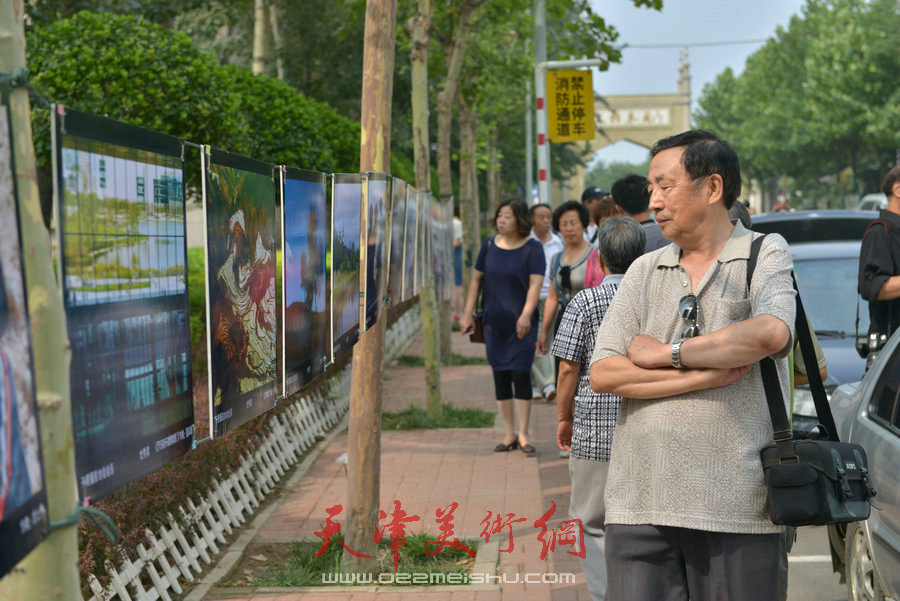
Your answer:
[494,439,520,452]
[520,443,536,456]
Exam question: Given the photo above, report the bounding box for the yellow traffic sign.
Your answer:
[546,69,595,142]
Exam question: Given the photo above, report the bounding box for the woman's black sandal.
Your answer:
[494,439,520,452]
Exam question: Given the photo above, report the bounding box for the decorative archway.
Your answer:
[554,55,692,202]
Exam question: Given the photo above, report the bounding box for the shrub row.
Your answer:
[27,11,362,177]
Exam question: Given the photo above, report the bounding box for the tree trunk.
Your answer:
[435,1,478,365]
[344,0,396,573]
[435,1,477,199]
[406,0,441,415]
[268,0,286,80]
[0,1,80,599]
[457,87,481,296]
[252,0,270,75]
[487,123,500,218]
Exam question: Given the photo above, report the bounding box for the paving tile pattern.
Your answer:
[206,330,589,601]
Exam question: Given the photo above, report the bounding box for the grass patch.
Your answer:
[396,353,489,367]
[243,533,477,587]
[382,403,495,430]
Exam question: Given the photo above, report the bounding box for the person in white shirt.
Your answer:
[529,203,563,399]
[452,206,464,321]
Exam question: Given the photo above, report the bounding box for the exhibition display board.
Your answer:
[0,92,49,580]
[363,173,388,330]
[203,148,279,438]
[388,178,407,307]
[330,173,363,362]
[282,168,329,396]
[55,107,194,500]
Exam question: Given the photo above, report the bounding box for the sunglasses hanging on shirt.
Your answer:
[679,293,700,338]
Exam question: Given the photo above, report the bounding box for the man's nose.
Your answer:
[649,189,663,212]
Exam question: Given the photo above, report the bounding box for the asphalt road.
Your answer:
[788,526,847,601]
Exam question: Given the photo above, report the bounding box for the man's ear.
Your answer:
[706,173,725,207]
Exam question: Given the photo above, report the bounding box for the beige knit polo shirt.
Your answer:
[591,222,796,534]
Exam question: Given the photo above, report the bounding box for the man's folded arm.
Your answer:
[590,355,749,399]
[678,314,791,368]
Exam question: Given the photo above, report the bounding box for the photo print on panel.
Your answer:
[282,168,328,396]
[0,91,49,579]
[364,173,388,330]
[54,107,194,501]
[419,191,432,290]
[388,178,407,307]
[409,186,421,297]
[431,197,445,301]
[203,148,278,438]
[442,200,455,302]
[330,174,362,361]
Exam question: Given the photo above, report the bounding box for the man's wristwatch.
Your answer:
[672,339,685,369]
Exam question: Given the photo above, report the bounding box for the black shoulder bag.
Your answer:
[748,235,878,527]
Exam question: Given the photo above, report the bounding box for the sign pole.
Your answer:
[534,58,605,208]
[535,65,550,208]
[525,88,533,204]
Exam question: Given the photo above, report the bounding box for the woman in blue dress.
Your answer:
[460,199,545,455]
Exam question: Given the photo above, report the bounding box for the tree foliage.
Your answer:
[27,11,362,178]
[694,0,900,205]
[585,156,651,191]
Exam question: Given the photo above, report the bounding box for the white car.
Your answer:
[856,193,888,211]
[827,328,900,601]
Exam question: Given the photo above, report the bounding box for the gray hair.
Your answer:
[597,216,646,274]
[728,201,752,229]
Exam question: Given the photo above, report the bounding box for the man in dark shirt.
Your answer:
[859,165,900,341]
[610,174,668,253]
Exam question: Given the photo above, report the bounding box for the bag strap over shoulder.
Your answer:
[748,234,840,456]
[793,277,838,441]
[862,220,887,239]
[476,237,493,309]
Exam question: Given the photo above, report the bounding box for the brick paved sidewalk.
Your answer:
[202,330,589,601]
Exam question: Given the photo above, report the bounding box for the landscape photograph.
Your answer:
[60,137,186,307]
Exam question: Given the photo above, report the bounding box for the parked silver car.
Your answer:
[827,328,900,601]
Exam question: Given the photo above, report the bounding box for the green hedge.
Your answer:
[27,11,360,175]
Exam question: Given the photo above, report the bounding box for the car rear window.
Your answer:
[753,218,874,243]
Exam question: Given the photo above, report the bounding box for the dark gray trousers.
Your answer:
[605,524,781,601]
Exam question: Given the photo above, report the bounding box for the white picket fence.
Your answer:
[85,304,422,601]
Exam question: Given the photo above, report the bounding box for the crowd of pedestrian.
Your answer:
[453,128,899,601]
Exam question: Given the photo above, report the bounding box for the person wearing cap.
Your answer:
[581,186,606,244]
[611,174,669,253]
